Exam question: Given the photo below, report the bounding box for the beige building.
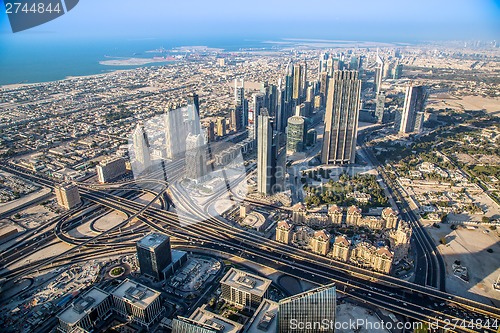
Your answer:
[332,235,351,262]
[55,183,81,209]
[328,205,343,225]
[358,216,385,230]
[350,242,394,274]
[220,268,271,310]
[97,156,127,183]
[372,247,394,274]
[310,230,331,256]
[275,220,294,244]
[292,226,314,248]
[388,221,412,262]
[346,205,362,226]
[291,202,307,223]
[382,207,399,229]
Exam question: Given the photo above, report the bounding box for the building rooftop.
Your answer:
[137,233,169,250]
[111,279,161,310]
[246,299,278,333]
[57,288,109,325]
[190,305,243,333]
[220,268,271,297]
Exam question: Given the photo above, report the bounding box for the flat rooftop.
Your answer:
[137,233,169,250]
[220,268,271,297]
[58,288,109,325]
[246,299,278,333]
[190,305,243,333]
[111,279,161,310]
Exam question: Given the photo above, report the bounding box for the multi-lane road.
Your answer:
[0,163,499,332]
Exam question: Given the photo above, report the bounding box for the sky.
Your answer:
[0,0,499,42]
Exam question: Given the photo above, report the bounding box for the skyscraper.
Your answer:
[318,52,329,78]
[186,93,201,135]
[292,63,302,102]
[374,53,384,95]
[252,93,265,140]
[400,84,427,134]
[257,109,284,195]
[185,133,207,181]
[321,70,361,165]
[234,78,248,129]
[375,92,386,123]
[136,233,172,280]
[286,116,306,154]
[165,108,187,159]
[132,123,151,170]
[278,283,336,333]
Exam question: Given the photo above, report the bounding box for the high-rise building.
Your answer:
[216,117,226,137]
[97,156,127,183]
[393,63,403,79]
[318,52,328,78]
[133,123,151,170]
[292,64,302,101]
[186,93,201,135]
[375,92,386,123]
[286,116,306,154]
[220,268,271,310]
[185,133,207,181]
[252,93,265,140]
[400,85,427,134]
[374,53,384,95]
[321,70,361,165]
[257,109,285,196]
[136,233,172,280]
[234,79,248,129]
[111,279,164,328]
[55,183,81,209]
[165,108,187,159]
[278,283,336,333]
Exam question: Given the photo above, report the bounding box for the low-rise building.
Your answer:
[220,268,272,310]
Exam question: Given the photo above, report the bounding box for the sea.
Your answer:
[0,37,269,86]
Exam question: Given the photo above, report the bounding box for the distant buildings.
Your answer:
[321,70,361,165]
[136,233,172,280]
[54,182,81,209]
[375,92,386,123]
[165,108,187,159]
[220,268,272,310]
[185,133,207,181]
[278,283,336,333]
[111,279,164,329]
[286,116,306,154]
[96,156,126,183]
[399,84,427,134]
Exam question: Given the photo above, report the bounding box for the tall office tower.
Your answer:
[234,78,248,128]
[394,109,403,131]
[252,93,265,140]
[186,93,201,135]
[326,57,334,76]
[374,53,384,95]
[257,108,285,195]
[204,121,215,143]
[300,62,307,100]
[321,70,361,165]
[319,71,329,107]
[257,109,274,195]
[133,123,151,170]
[278,283,337,333]
[349,56,359,70]
[292,63,302,102]
[286,116,306,154]
[375,92,386,123]
[55,183,81,209]
[185,133,207,181]
[136,233,172,280]
[400,84,427,134]
[306,85,314,104]
[393,63,403,79]
[276,79,287,133]
[318,52,328,78]
[165,108,187,159]
[97,156,127,183]
[215,117,226,137]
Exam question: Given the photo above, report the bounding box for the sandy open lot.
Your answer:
[428,95,500,114]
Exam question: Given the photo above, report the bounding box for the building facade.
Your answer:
[136,233,172,280]
[55,182,81,209]
[220,268,271,310]
[97,156,127,183]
